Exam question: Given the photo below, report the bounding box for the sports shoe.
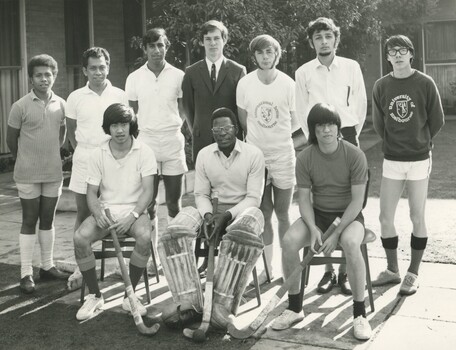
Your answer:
[372,269,401,287]
[317,271,336,294]
[353,315,372,340]
[271,309,304,330]
[76,294,104,321]
[338,273,352,295]
[39,266,70,280]
[20,275,35,294]
[399,272,419,296]
[122,294,147,316]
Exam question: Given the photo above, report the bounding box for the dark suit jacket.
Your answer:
[182,58,246,161]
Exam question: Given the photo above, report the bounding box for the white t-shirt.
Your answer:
[66,80,128,146]
[125,62,184,134]
[236,70,297,155]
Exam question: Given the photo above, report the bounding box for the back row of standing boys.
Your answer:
[7,16,444,341]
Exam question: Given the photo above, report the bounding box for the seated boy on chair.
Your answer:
[273,103,372,340]
[73,103,157,321]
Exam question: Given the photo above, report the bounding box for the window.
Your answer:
[425,21,456,63]
[0,0,21,153]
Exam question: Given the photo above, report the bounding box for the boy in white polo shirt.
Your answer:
[66,47,128,232]
[7,54,69,294]
[74,103,157,320]
[125,28,187,266]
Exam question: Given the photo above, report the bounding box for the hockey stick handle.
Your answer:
[228,216,341,339]
[105,209,159,335]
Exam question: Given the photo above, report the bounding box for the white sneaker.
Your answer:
[353,315,372,340]
[76,294,104,321]
[271,309,304,330]
[372,269,401,286]
[399,272,419,296]
[122,294,147,316]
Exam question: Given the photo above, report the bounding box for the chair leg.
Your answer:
[262,251,271,283]
[143,269,151,304]
[252,266,261,307]
[150,241,159,283]
[80,278,86,304]
[299,248,309,306]
[101,241,106,281]
[361,244,375,312]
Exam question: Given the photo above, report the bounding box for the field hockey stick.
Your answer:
[183,192,219,342]
[105,209,160,336]
[227,217,341,339]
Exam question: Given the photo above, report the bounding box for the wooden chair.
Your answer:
[299,170,376,312]
[194,236,271,307]
[80,238,159,304]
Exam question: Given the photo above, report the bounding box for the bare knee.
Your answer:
[73,229,92,259]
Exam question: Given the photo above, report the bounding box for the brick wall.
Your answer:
[26,0,68,98]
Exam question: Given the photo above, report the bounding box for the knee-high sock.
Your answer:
[409,234,428,275]
[20,233,36,278]
[38,228,55,270]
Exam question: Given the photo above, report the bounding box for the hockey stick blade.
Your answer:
[227,217,341,339]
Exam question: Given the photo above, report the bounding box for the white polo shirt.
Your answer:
[66,80,128,147]
[295,56,367,138]
[125,62,184,134]
[86,138,157,218]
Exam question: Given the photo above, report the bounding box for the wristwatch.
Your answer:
[130,211,139,219]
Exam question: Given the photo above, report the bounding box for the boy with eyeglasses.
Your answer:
[371,34,444,295]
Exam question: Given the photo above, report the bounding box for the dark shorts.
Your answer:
[314,208,364,233]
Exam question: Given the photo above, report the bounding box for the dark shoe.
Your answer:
[338,273,352,295]
[20,275,35,294]
[317,271,336,294]
[39,266,70,280]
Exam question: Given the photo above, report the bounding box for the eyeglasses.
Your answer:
[387,47,409,56]
[211,125,235,134]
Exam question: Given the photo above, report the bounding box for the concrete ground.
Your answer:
[1,127,456,349]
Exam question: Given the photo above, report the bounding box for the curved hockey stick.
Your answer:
[183,193,219,342]
[105,209,160,336]
[227,217,341,339]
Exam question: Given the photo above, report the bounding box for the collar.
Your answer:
[82,79,113,94]
[101,136,140,153]
[213,138,242,154]
[313,55,340,70]
[30,89,56,102]
[205,56,225,73]
[142,61,172,74]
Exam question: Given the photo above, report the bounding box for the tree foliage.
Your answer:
[133,0,439,75]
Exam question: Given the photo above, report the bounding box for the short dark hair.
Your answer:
[27,54,58,78]
[307,103,341,145]
[211,107,238,128]
[200,20,228,41]
[142,28,170,48]
[249,34,282,63]
[82,47,110,68]
[306,17,340,46]
[384,34,415,66]
[102,103,138,137]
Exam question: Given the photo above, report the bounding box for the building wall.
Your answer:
[93,0,129,90]
[25,0,68,98]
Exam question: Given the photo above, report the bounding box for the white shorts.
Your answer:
[382,158,432,181]
[69,145,98,194]
[264,151,296,190]
[17,181,63,199]
[138,131,187,176]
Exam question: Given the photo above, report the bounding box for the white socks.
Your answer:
[20,234,36,278]
[38,228,55,271]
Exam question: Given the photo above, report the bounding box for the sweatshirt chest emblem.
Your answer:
[388,94,415,123]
